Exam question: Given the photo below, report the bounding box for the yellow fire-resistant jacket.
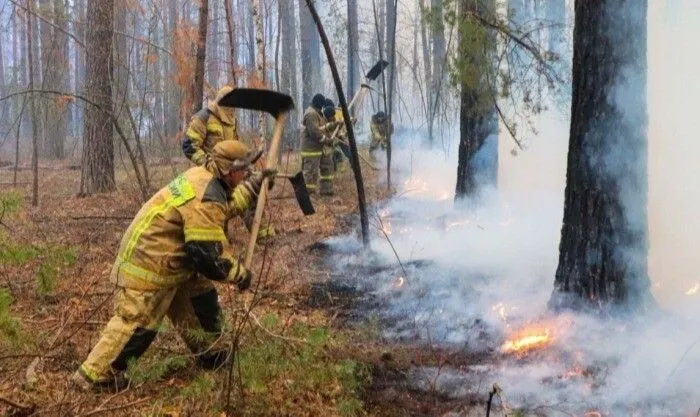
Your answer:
[110,166,253,291]
[300,106,326,157]
[370,117,394,143]
[183,102,238,166]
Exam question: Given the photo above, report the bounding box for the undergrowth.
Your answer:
[0,289,23,349]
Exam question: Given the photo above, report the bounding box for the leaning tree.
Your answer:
[550,0,654,312]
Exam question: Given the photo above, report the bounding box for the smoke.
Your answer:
[322,0,700,414]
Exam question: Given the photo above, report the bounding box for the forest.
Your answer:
[1,0,699,416]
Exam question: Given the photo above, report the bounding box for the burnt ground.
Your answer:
[0,152,494,417]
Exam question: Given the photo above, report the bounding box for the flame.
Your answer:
[501,327,552,354]
[560,366,585,381]
[584,412,602,417]
[392,276,406,288]
[491,302,508,324]
[685,283,699,295]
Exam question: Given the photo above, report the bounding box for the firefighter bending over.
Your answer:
[71,140,275,391]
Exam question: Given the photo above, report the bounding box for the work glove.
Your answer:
[228,261,253,290]
[243,168,277,195]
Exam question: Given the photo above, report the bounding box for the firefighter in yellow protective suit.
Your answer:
[300,94,341,196]
[183,86,275,240]
[71,140,275,391]
[369,111,393,153]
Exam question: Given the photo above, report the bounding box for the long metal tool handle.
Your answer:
[330,83,370,139]
[243,112,288,269]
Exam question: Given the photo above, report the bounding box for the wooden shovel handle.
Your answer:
[243,112,288,269]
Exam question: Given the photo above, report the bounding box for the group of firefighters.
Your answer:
[70,87,394,391]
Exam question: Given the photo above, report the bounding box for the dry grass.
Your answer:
[0,150,392,416]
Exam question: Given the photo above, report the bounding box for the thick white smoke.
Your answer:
[326,0,700,414]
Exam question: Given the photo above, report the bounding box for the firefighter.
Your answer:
[183,86,275,241]
[322,99,349,174]
[369,111,393,153]
[182,86,238,170]
[71,140,275,391]
[301,94,340,196]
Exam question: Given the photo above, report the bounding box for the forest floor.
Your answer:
[0,151,485,417]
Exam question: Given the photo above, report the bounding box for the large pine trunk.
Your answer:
[550,0,653,312]
[299,0,320,105]
[454,0,498,201]
[279,0,298,149]
[80,0,115,195]
[192,0,209,113]
[347,0,359,97]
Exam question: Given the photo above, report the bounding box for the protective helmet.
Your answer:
[322,106,335,120]
[375,111,386,120]
[214,86,235,105]
[311,94,326,110]
[325,98,335,108]
[211,140,263,177]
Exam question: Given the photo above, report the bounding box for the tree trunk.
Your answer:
[347,0,359,97]
[386,0,398,189]
[80,0,115,195]
[192,0,209,114]
[279,0,298,149]
[550,0,653,312]
[73,0,85,139]
[207,0,220,87]
[454,0,498,201]
[0,14,6,134]
[52,0,71,159]
[27,0,40,206]
[299,0,320,105]
[252,0,265,141]
[224,0,238,85]
[166,0,181,139]
[113,0,128,120]
[37,0,51,157]
[419,0,432,143]
[545,0,566,61]
[429,0,446,140]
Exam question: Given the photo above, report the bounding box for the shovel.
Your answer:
[276,172,315,215]
[218,88,295,269]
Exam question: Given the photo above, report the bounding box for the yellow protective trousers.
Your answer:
[78,276,223,384]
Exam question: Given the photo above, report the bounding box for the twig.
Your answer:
[249,311,309,345]
[69,215,132,221]
[0,395,34,413]
[374,210,408,279]
[666,334,700,381]
[78,397,149,417]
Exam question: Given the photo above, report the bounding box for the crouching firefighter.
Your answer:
[71,140,275,391]
[183,85,276,241]
[369,111,393,154]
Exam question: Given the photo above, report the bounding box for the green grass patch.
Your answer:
[236,313,371,416]
[0,289,23,348]
[128,353,189,385]
[0,190,23,215]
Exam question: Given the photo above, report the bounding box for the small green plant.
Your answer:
[235,313,370,416]
[0,289,22,348]
[33,245,78,297]
[180,373,217,399]
[0,238,39,265]
[128,353,189,385]
[0,190,23,215]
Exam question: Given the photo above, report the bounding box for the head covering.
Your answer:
[208,86,236,125]
[325,98,335,108]
[322,106,335,120]
[210,140,262,178]
[311,94,326,110]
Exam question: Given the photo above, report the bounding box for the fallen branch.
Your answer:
[69,215,132,221]
[0,395,34,413]
[78,397,149,417]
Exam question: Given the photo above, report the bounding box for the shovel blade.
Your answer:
[365,60,390,81]
[288,172,315,215]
